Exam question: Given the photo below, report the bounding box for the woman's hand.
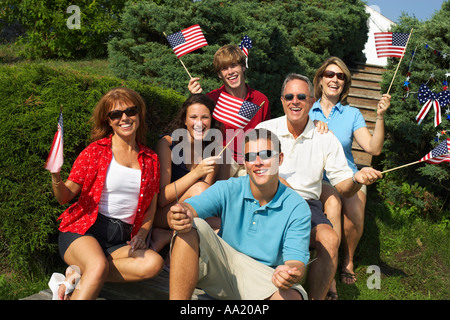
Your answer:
[377,94,391,117]
[193,156,220,179]
[128,235,147,252]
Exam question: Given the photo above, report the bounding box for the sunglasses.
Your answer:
[244,150,279,162]
[322,70,346,81]
[283,93,309,101]
[108,106,139,120]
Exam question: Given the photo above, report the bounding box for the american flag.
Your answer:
[420,139,450,164]
[212,91,261,129]
[374,32,410,58]
[45,112,64,172]
[239,36,252,57]
[166,24,208,58]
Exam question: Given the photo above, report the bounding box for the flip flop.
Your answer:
[340,271,357,285]
[326,291,338,300]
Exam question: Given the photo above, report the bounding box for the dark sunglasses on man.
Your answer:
[108,106,139,120]
[244,150,279,162]
[283,93,309,101]
[322,70,346,81]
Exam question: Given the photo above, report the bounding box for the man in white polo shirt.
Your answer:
[256,73,382,300]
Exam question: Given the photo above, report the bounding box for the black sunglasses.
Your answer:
[108,106,139,120]
[244,150,279,162]
[322,70,346,81]
[283,93,308,101]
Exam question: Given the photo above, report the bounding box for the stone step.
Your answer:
[20,270,210,300]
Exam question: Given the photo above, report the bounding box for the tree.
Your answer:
[377,1,450,221]
[108,0,369,116]
[0,0,126,59]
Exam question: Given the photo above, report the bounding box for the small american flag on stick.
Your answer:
[45,111,64,173]
[212,91,261,129]
[374,32,410,58]
[420,139,450,164]
[381,139,450,174]
[166,24,208,58]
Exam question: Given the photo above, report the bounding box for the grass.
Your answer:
[0,44,448,300]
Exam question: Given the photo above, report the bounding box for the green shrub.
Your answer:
[108,0,369,117]
[0,0,126,59]
[0,63,184,275]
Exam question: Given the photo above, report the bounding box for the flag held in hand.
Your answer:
[212,91,261,129]
[166,24,208,58]
[45,112,64,173]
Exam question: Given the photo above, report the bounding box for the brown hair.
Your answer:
[90,87,148,144]
[313,56,352,105]
[213,45,247,74]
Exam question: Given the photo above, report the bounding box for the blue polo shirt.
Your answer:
[185,175,311,267]
[309,100,366,174]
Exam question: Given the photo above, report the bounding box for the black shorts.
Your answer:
[58,213,133,260]
[306,199,333,229]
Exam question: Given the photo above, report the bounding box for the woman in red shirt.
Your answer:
[49,87,163,300]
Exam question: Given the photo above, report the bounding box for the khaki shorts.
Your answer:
[173,218,308,300]
[323,179,367,195]
[230,158,247,177]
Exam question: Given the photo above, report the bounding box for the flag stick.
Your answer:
[163,32,192,79]
[380,152,450,174]
[216,101,266,157]
[386,28,414,95]
[381,160,421,174]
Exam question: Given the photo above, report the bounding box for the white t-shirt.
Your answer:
[98,155,142,224]
[256,116,353,200]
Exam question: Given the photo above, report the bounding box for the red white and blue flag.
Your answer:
[374,32,409,58]
[213,91,260,129]
[45,112,64,172]
[420,139,450,164]
[239,36,252,57]
[166,24,208,58]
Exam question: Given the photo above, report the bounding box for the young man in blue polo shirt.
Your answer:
[167,128,311,300]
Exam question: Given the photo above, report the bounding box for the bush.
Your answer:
[0,0,126,59]
[108,0,369,117]
[376,2,450,221]
[0,63,184,275]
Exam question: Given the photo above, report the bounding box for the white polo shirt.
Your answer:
[256,116,353,200]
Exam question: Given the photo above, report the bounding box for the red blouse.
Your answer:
[57,136,160,237]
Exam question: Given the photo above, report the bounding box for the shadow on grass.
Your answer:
[337,185,409,300]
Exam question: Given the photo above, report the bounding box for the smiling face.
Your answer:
[218,63,246,91]
[184,103,212,141]
[244,137,283,188]
[320,64,345,102]
[107,100,140,140]
[281,79,315,129]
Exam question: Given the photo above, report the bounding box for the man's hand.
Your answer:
[354,167,382,185]
[188,77,203,94]
[167,203,194,233]
[272,264,302,290]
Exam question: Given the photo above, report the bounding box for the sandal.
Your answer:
[340,271,357,285]
[326,291,338,300]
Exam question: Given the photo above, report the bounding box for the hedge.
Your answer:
[0,63,185,275]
